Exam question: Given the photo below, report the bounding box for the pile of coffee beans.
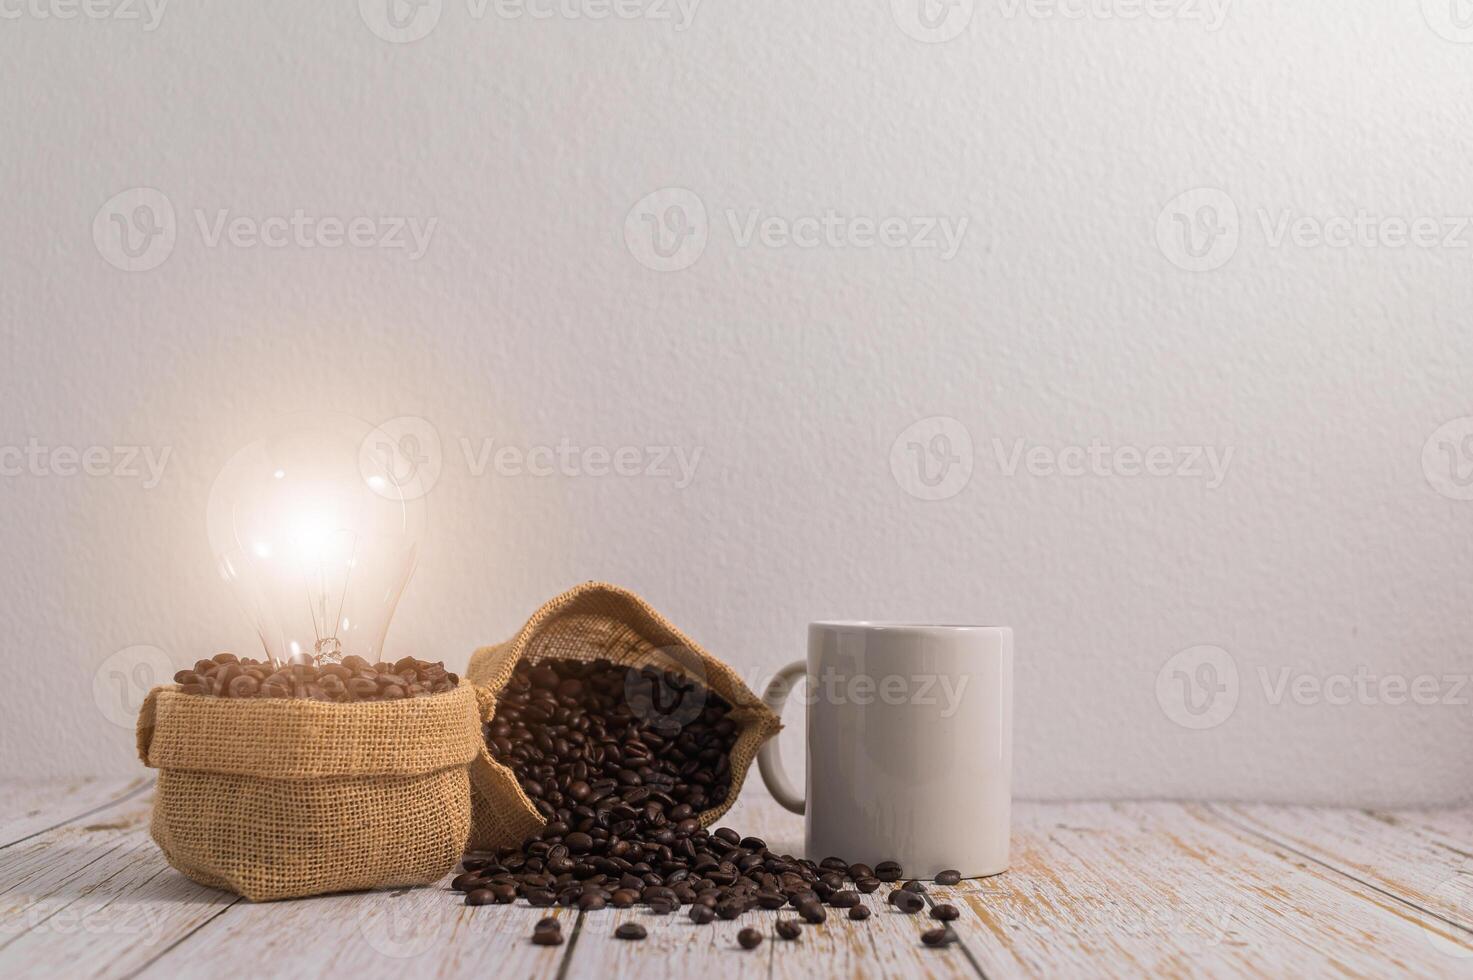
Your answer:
[463,655,967,949]
[173,652,458,701]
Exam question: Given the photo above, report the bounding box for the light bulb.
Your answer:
[206,413,427,666]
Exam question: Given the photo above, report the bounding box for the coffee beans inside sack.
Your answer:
[137,656,481,901]
[464,582,782,851]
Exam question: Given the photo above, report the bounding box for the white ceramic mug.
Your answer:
[757,622,1013,879]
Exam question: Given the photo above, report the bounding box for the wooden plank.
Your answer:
[1218,803,1473,944]
[135,877,571,980]
[0,789,237,979]
[0,778,152,850]
[940,801,1473,978]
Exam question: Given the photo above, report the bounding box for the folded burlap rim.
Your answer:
[465,582,782,852]
[138,680,483,776]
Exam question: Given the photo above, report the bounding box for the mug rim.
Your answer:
[809,621,1009,632]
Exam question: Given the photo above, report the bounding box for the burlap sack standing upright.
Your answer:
[137,682,482,902]
[466,582,782,852]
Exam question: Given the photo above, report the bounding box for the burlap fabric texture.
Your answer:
[137,681,481,901]
[465,582,782,852]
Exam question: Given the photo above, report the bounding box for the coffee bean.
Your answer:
[875,861,903,882]
[615,923,647,941]
[451,872,484,892]
[848,863,874,880]
[465,888,495,906]
[921,926,956,947]
[577,892,606,911]
[829,890,861,908]
[893,891,925,914]
[854,877,881,894]
[849,906,872,921]
[532,930,563,945]
[181,654,455,701]
[798,901,827,924]
[931,904,959,921]
[737,927,763,950]
[756,891,787,910]
[902,880,927,894]
[689,904,716,924]
[935,869,962,886]
[775,919,802,941]
[534,916,561,932]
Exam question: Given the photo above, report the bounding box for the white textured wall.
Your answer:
[3,1,1472,804]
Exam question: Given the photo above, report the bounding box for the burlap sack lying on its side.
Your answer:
[465,582,782,853]
[137,682,481,902]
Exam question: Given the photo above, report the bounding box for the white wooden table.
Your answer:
[1,779,1470,978]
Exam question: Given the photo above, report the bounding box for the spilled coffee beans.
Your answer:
[454,656,967,950]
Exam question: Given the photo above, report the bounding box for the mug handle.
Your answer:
[757,660,807,815]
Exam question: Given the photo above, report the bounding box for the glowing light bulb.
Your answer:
[206,413,427,666]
